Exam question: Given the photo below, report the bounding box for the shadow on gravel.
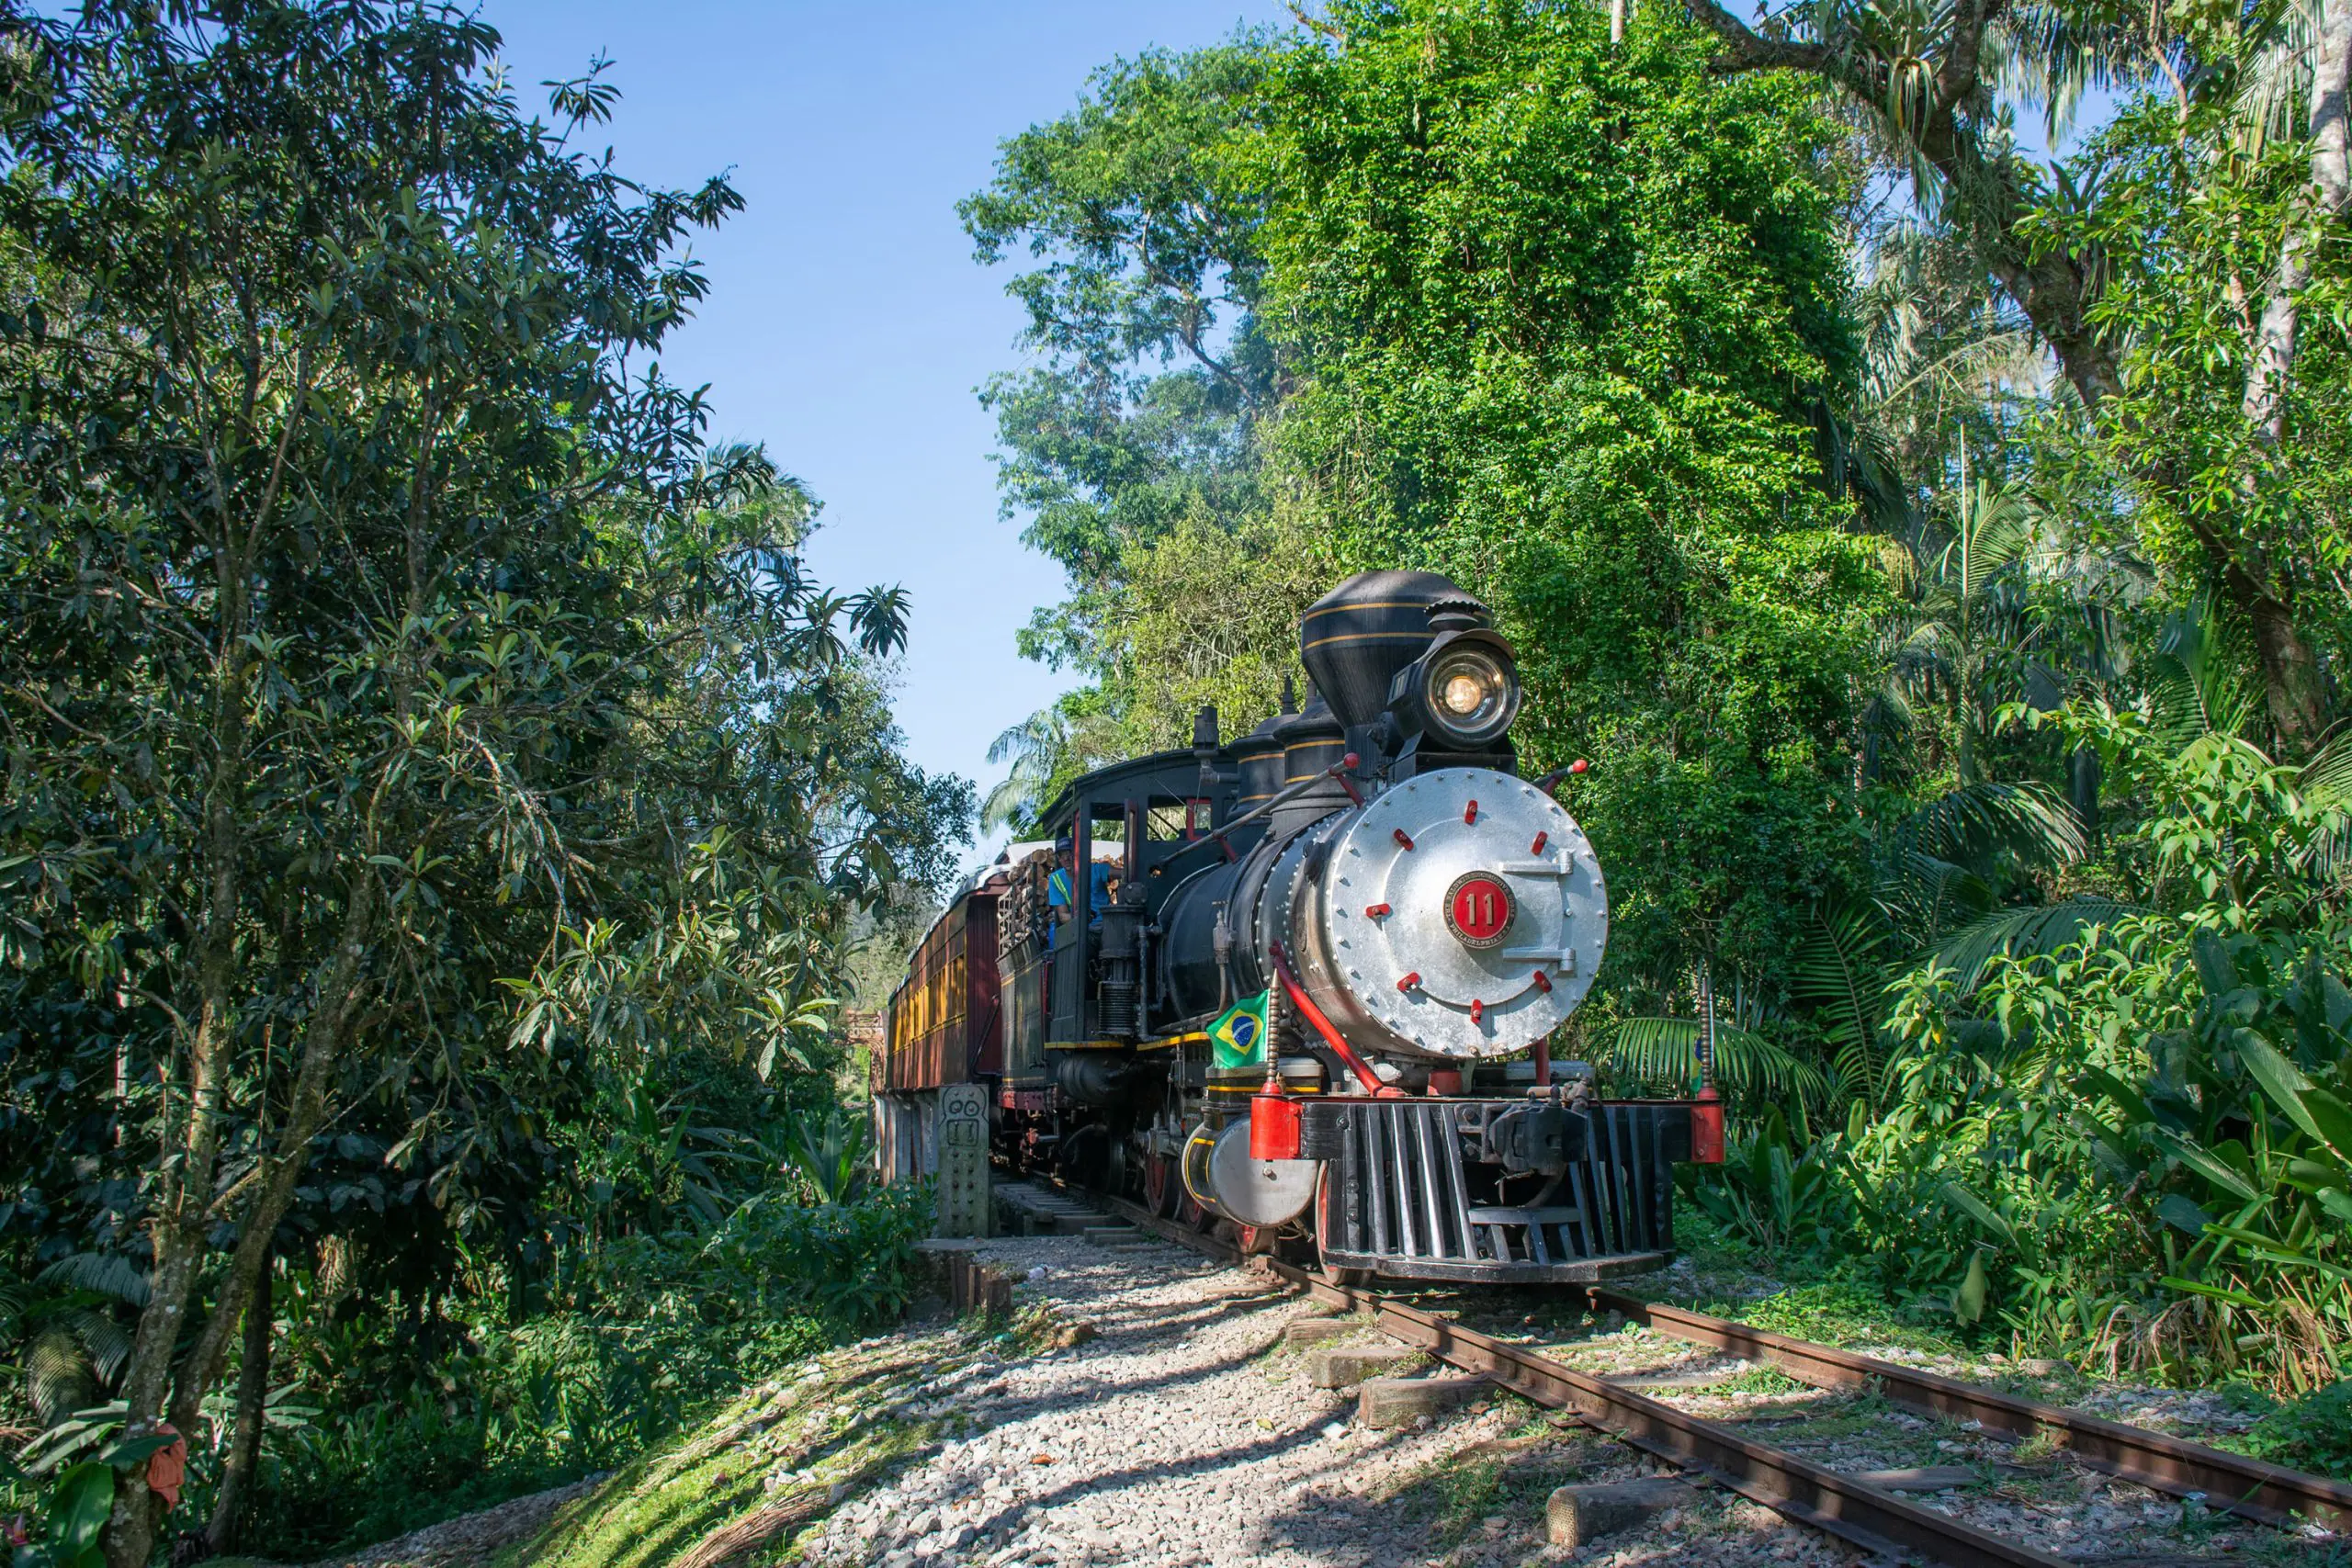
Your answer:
[958,1421,1421,1551]
[960,1340,1287,1427]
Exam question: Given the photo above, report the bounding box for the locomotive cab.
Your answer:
[886,569,1718,1284]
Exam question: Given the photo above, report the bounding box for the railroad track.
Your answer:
[1026,1181,2348,1568]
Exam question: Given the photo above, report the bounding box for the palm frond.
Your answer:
[24,1325,95,1428]
[1928,897,2144,995]
[36,1251,151,1307]
[2227,0,2324,153]
[59,1307,132,1390]
[1881,849,2000,945]
[1891,780,2087,873]
[1943,476,2039,601]
[2297,728,2352,805]
[2297,729,2352,880]
[1790,906,1895,1109]
[2147,592,2258,746]
[1598,1017,1828,1105]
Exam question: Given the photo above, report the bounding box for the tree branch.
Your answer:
[1682,0,1831,73]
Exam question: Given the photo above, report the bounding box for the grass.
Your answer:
[1709,1363,1807,1395]
[1690,1280,1966,1358]
[2210,1380,2352,1483]
[499,1325,1005,1568]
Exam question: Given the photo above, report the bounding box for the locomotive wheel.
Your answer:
[1238,1224,1277,1256]
[1143,1150,1177,1217]
[1178,1188,1210,1231]
[1310,1166,1374,1285]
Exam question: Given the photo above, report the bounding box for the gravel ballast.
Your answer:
[797,1233,1861,1568]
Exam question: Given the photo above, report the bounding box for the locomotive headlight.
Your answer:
[1421,640,1519,745]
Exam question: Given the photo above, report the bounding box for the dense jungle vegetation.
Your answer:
[0,4,967,1563]
[968,0,2352,1451]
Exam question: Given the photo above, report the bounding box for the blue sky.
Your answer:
[483,2,1289,866]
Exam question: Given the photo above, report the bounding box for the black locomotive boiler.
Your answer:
[876,570,1724,1283]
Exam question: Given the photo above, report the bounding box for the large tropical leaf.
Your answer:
[2297,729,2352,880]
[1890,779,2087,871]
[1940,473,2039,604]
[1880,849,1999,946]
[2145,592,2258,747]
[36,1252,150,1307]
[1790,905,1894,1108]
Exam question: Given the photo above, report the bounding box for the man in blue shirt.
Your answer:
[1046,833,1112,947]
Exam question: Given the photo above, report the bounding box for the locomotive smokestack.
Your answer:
[1299,570,1482,729]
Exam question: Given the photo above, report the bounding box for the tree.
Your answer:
[961,44,1283,779]
[1248,0,1889,990]
[1895,468,2044,784]
[0,7,961,1562]
[1676,0,2349,744]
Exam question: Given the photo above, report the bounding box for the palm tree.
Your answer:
[980,708,1072,835]
[1893,461,2041,784]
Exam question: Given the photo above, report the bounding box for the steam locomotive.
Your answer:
[874,571,1722,1283]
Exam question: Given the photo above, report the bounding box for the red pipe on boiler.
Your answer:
[1270,942,1403,1099]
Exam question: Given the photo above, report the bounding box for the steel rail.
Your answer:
[1274,1261,2073,1567]
[1082,1189,2064,1566]
[1069,1185,2346,1562]
[1584,1288,2352,1532]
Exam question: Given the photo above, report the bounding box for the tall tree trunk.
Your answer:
[105,581,254,1568]
[2245,0,2351,448]
[164,865,380,1442]
[106,858,375,1568]
[2233,0,2349,745]
[204,1247,273,1554]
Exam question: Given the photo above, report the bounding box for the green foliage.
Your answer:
[1250,0,1886,991]
[238,1186,924,1559]
[2223,1382,2352,1483]
[1703,1281,1964,1358]
[1680,1109,1844,1258]
[1839,691,2352,1384]
[2025,94,2352,690]
[1597,1018,1829,1109]
[2,1430,179,1568]
[961,0,2352,1413]
[960,43,1277,670]
[966,10,1893,995]
[0,6,965,1559]
[780,1107,876,1207]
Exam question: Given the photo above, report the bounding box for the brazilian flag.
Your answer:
[1209,991,1269,1072]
